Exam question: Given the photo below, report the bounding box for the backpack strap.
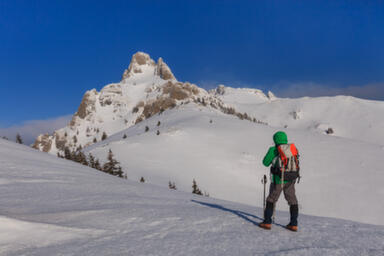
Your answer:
[277,145,288,167]
[290,143,301,183]
[290,143,300,171]
[277,145,286,188]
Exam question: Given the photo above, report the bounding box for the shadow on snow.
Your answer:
[191,200,264,226]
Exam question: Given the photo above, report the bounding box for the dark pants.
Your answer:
[263,181,299,225]
[267,181,298,205]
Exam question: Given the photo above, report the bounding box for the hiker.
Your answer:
[259,131,300,232]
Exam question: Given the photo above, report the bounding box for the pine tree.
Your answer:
[156,130,160,136]
[94,159,102,171]
[88,153,96,169]
[93,137,97,143]
[192,179,203,195]
[123,134,127,139]
[16,133,23,144]
[115,166,124,178]
[145,126,149,132]
[101,132,108,141]
[64,147,72,160]
[157,121,161,126]
[103,149,123,177]
[76,151,88,166]
[169,181,177,190]
[140,177,145,183]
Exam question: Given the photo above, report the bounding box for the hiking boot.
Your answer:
[263,202,274,224]
[286,224,298,232]
[259,222,272,230]
[289,204,299,226]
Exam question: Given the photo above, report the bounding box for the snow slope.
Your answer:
[85,104,384,226]
[211,85,384,145]
[0,139,383,256]
[31,51,384,226]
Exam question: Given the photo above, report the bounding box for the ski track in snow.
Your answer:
[0,139,383,255]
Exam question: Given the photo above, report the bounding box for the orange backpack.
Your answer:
[272,143,300,182]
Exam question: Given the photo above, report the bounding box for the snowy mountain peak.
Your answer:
[121,52,175,81]
[121,51,155,80]
[33,52,215,154]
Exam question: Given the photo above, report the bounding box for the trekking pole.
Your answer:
[270,173,276,224]
[261,175,267,212]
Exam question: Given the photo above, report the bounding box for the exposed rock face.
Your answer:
[267,91,277,100]
[122,53,175,81]
[156,58,175,80]
[99,84,122,107]
[74,89,98,119]
[213,85,226,95]
[122,52,156,80]
[32,134,52,152]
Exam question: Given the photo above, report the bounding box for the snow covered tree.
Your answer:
[101,132,108,141]
[326,128,334,134]
[16,133,23,144]
[192,179,203,195]
[64,147,72,160]
[169,181,177,190]
[88,153,96,169]
[75,151,88,166]
[103,149,123,177]
[94,159,102,171]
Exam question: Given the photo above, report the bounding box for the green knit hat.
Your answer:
[273,131,288,145]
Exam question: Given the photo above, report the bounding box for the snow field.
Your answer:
[0,138,383,255]
[86,104,384,225]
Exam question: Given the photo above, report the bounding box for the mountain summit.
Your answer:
[32,52,233,154]
[121,52,175,81]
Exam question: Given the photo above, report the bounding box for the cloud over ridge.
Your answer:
[0,115,72,145]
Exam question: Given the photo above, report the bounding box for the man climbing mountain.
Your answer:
[259,131,300,232]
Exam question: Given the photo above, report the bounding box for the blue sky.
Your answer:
[1,0,384,131]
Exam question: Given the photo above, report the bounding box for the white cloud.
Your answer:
[0,115,72,145]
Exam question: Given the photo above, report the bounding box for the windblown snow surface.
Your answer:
[1,139,383,255]
[85,104,384,226]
